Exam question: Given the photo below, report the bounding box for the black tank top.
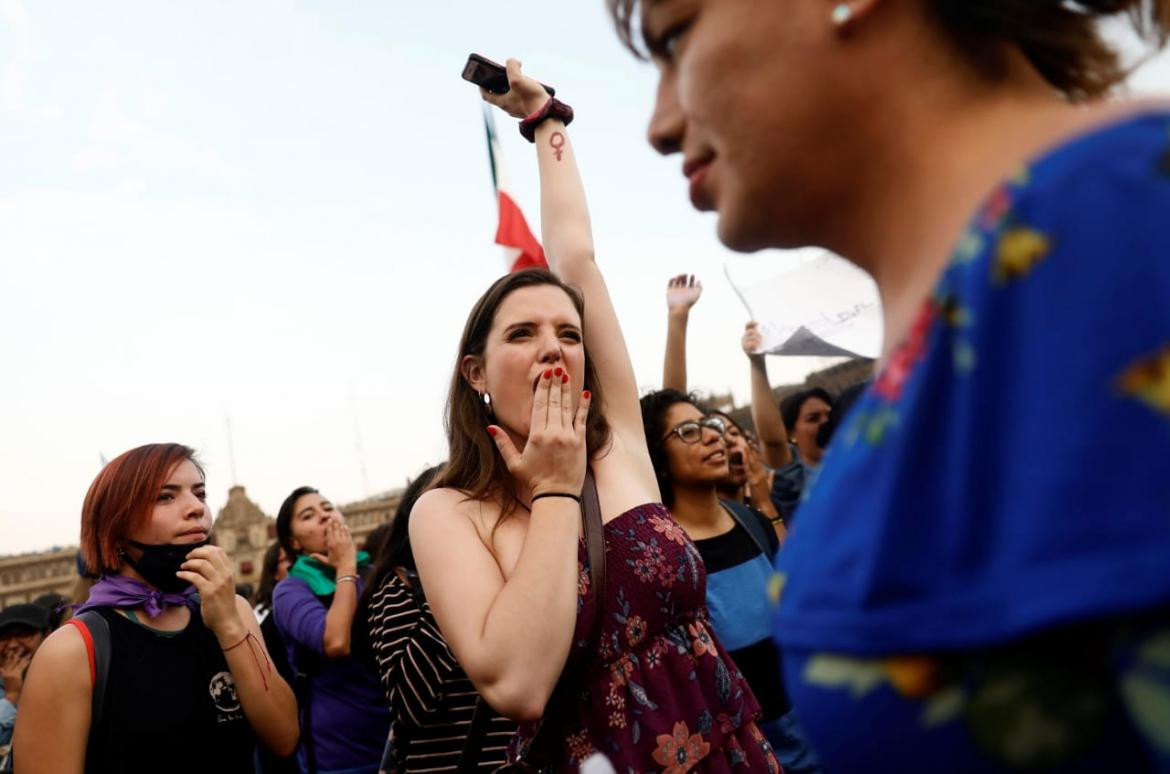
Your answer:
[85,607,255,774]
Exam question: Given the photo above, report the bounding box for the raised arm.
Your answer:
[483,60,644,441]
[743,322,793,468]
[663,274,703,391]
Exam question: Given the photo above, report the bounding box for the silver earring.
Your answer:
[831,3,853,26]
[481,391,494,418]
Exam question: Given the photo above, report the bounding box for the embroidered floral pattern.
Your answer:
[689,622,718,659]
[650,514,689,545]
[993,227,1052,282]
[873,301,937,403]
[566,730,594,762]
[626,614,648,647]
[507,504,777,770]
[1117,345,1170,418]
[651,722,712,773]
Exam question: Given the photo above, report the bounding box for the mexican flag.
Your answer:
[483,106,547,272]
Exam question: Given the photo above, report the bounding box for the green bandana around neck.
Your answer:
[288,551,370,596]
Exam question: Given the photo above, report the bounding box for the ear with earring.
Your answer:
[831,3,853,27]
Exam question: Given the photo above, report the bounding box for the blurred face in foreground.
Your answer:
[640,0,885,253]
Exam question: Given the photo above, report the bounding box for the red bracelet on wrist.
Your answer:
[519,97,574,143]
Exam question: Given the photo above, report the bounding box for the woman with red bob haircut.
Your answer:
[14,443,298,774]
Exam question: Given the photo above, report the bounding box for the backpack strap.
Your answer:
[720,499,774,558]
[65,610,111,758]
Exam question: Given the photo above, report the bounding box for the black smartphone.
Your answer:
[461,53,555,97]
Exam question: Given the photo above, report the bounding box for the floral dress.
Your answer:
[773,111,1170,771]
[510,504,780,773]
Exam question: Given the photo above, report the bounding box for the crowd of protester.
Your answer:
[4,0,1170,770]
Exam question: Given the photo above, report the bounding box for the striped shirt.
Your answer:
[369,572,516,772]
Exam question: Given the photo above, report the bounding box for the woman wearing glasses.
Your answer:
[640,389,821,773]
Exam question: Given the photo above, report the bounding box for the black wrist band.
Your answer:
[532,492,581,504]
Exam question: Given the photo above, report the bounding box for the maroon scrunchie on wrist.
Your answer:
[519,97,574,142]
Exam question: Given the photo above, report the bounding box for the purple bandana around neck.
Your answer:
[75,574,198,619]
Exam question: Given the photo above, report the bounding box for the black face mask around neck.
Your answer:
[119,539,210,594]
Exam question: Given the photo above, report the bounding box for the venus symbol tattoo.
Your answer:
[550,131,565,161]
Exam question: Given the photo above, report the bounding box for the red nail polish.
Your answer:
[583,390,591,399]
[487,426,497,437]
[544,369,553,379]
[562,373,569,384]
[554,367,563,377]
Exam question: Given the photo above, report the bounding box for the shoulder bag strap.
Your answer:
[719,499,773,558]
[512,470,606,771]
[68,610,111,761]
[457,698,494,773]
[582,471,605,626]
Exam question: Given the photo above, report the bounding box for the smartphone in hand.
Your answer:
[462,53,556,97]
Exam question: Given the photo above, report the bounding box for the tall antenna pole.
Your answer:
[350,386,371,498]
[225,415,239,486]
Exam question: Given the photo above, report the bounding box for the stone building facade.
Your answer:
[210,485,277,588]
[0,488,404,610]
[713,358,875,431]
[0,358,875,609]
[210,485,404,589]
[0,547,78,609]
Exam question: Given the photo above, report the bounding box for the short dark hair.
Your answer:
[710,410,744,436]
[275,486,319,561]
[254,542,284,610]
[780,387,835,433]
[607,0,1170,101]
[0,603,51,638]
[639,389,709,507]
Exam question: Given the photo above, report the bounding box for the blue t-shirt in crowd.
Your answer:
[694,504,788,721]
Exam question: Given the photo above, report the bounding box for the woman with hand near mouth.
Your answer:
[273,487,390,774]
[410,59,779,771]
[640,390,820,772]
[13,443,298,774]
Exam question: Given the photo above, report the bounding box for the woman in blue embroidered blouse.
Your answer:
[609,0,1170,769]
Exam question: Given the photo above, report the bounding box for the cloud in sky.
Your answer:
[1,2,1168,554]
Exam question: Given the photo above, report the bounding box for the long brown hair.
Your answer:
[607,0,1170,101]
[432,269,611,523]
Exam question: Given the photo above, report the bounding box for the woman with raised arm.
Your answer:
[409,59,779,771]
[611,0,1170,768]
[13,443,298,774]
[640,389,818,772]
[662,275,780,523]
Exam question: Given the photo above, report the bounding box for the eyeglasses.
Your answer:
[662,415,727,444]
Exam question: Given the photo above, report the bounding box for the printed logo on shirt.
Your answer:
[209,671,244,722]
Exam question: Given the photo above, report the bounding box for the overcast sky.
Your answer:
[2,1,1167,555]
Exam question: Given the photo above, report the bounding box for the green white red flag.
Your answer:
[483,106,547,272]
